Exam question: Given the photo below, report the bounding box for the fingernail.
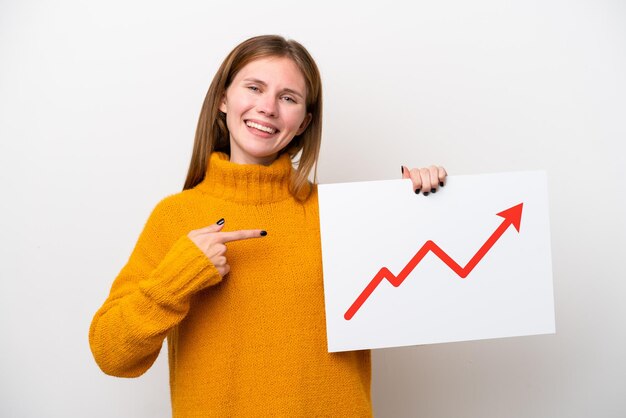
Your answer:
[414,188,421,194]
[431,188,437,193]
[423,191,430,196]
[260,230,267,236]
[217,218,225,225]
[440,181,444,187]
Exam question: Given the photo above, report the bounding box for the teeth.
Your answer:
[246,121,276,134]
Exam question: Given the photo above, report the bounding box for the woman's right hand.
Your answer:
[187,219,266,277]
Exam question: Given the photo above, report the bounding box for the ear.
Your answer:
[219,94,227,113]
[296,113,313,136]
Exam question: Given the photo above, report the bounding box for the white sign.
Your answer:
[319,171,555,352]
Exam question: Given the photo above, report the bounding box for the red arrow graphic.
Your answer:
[344,203,524,321]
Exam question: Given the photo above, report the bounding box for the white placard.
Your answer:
[319,171,555,352]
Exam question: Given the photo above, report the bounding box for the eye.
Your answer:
[282,96,297,103]
[247,85,260,92]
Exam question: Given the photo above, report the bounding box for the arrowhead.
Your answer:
[496,203,524,232]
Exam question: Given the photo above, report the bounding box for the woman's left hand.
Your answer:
[401,165,448,196]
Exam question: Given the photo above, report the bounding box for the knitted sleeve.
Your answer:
[89,196,222,377]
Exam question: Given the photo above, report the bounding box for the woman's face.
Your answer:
[219,56,312,165]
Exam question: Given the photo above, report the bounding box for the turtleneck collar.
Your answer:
[194,152,294,204]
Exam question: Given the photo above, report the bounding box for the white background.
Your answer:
[1,1,624,417]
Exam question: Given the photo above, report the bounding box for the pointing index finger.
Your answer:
[216,229,267,243]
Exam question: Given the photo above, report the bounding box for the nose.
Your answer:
[256,94,278,117]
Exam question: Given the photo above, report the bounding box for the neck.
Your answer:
[195,152,294,204]
[228,149,278,166]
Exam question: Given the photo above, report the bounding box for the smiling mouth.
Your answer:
[245,120,278,134]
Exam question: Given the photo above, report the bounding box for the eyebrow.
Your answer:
[242,78,305,99]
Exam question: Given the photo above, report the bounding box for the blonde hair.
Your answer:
[183,35,323,202]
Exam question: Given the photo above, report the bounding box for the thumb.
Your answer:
[401,165,410,179]
[203,218,226,233]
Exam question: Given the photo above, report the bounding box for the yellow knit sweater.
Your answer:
[89,152,372,417]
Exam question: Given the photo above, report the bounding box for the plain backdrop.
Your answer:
[1,1,624,417]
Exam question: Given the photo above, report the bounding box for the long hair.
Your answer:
[183,35,323,202]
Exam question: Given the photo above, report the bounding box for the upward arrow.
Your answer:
[344,203,524,321]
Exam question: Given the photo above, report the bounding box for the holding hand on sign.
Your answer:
[401,165,448,196]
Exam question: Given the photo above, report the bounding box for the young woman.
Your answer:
[89,34,447,417]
